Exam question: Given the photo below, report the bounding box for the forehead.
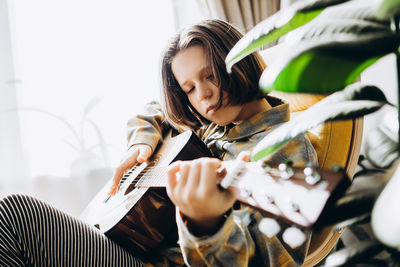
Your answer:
[171,45,208,84]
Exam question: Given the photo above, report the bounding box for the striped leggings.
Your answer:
[0,194,143,267]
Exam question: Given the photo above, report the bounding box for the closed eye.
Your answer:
[187,87,194,94]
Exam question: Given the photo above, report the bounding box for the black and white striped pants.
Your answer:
[0,194,143,267]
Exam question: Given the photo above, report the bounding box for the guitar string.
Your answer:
[120,164,167,187]
[118,157,321,190]
[124,164,304,176]
[126,166,306,181]
[118,159,328,197]
[118,165,319,225]
[122,165,310,190]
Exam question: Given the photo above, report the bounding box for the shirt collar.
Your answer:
[224,95,290,141]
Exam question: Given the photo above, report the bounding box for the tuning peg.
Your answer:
[304,166,321,185]
[282,227,306,249]
[259,218,281,238]
[278,162,294,179]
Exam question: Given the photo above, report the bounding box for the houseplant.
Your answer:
[225,0,400,265]
[3,97,111,177]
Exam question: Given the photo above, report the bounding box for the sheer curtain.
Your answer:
[1,0,176,180]
[197,0,280,33]
[0,0,28,182]
[173,0,280,33]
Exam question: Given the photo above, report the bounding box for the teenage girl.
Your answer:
[0,19,316,266]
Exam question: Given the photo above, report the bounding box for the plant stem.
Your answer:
[393,16,400,150]
[398,48,400,151]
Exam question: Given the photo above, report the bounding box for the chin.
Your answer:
[211,119,231,126]
[208,111,237,126]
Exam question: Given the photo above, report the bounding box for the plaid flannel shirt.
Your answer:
[127,95,318,266]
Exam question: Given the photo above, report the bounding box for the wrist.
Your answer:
[180,209,232,237]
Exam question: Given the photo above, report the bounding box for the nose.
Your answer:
[196,82,213,100]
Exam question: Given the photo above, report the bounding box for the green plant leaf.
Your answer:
[225,0,350,72]
[376,0,400,20]
[312,0,389,24]
[365,105,399,168]
[285,8,391,45]
[324,240,384,266]
[259,30,400,94]
[251,84,389,161]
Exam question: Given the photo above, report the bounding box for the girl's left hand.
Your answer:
[166,157,235,236]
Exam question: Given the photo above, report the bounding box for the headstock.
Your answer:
[221,160,350,230]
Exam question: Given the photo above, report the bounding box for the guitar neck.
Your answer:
[129,158,349,229]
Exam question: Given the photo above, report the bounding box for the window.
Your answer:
[2,0,175,178]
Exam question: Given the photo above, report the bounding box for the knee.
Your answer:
[1,193,27,203]
[0,194,34,212]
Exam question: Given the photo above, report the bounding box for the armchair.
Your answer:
[260,44,364,266]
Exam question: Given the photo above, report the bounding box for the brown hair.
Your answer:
[161,19,266,130]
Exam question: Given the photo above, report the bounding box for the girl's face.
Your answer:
[171,45,246,126]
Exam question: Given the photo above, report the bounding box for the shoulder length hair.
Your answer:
[161,19,266,130]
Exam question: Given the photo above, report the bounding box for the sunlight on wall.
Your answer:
[11,0,175,178]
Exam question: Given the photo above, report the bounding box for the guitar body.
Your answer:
[80,130,213,256]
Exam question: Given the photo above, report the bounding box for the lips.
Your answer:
[206,105,216,114]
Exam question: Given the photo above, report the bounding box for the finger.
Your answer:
[199,159,222,193]
[108,150,140,195]
[108,176,121,195]
[137,145,152,163]
[186,160,202,190]
[237,150,250,162]
[166,161,181,203]
[175,162,190,191]
[109,169,124,196]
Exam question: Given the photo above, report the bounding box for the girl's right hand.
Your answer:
[108,144,152,196]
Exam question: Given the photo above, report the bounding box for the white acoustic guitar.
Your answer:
[80,130,350,259]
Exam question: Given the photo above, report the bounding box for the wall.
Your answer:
[0,0,29,181]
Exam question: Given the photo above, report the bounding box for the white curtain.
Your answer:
[0,0,29,181]
[2,0,176,179]
[195,0,280,33]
